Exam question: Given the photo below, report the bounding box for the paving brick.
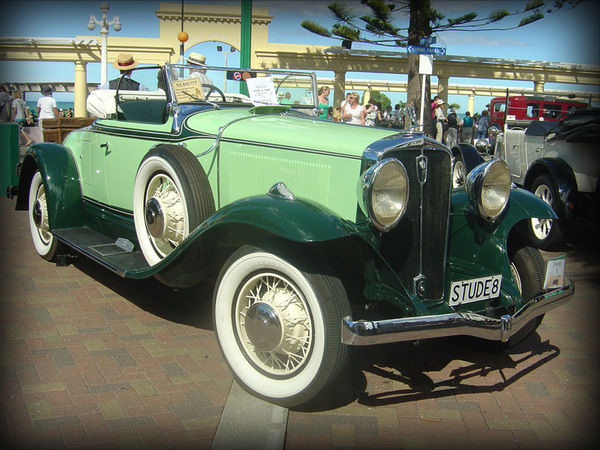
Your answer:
[3,196,600,449]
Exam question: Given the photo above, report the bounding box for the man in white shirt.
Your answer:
[186,53,213,87]
[37,86,59,128]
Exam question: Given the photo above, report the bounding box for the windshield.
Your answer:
[87,64,320,124]
[164,64,318,109]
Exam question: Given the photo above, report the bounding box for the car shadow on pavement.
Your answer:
[67,253,215,331]
[355,335,559,407]
[296,333,559,412]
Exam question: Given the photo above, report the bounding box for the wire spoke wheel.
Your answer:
[528,174,564,250]
[235,273,313,376]
[133,145,214,266]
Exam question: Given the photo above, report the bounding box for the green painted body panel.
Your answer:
[64,109,395,222]
[185,109,394,158]
[184,109,396,218]
[63,120,173,211]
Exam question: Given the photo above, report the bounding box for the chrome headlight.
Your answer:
[475,139,489,154]
[358,158,409,232]
[465,158,511,223]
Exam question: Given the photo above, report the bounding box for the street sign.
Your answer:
[407,45,446,55]
[420,36,437,45]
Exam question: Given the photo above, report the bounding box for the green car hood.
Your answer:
[183,108,396,158]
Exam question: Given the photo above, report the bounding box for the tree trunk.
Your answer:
[406,0,434,137]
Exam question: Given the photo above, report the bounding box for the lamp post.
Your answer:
[217,45,236,93]
[87,2,121,86]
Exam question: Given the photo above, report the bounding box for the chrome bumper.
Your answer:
[342,282,574,346]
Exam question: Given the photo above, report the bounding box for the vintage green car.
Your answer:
[10,63,574,407]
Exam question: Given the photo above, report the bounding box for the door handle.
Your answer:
[101,142,110,154]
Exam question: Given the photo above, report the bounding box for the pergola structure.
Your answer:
[1,2,598,116]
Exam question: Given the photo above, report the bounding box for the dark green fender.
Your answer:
[16,143,84,229]
[438,187,557,314]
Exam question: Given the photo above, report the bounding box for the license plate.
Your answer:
[544,254,566,289]
[449,275,502,307]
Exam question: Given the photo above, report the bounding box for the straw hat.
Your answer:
[112,53,139,70]
[187,52,207,65]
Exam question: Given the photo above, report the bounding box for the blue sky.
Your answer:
[2,0,599,112]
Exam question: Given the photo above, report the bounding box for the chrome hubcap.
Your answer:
[245,302,283,351]
[145,197,165,239]
[32,200,43,228]
[532,184,553,239]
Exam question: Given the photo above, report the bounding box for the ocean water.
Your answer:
[26,101,74,112]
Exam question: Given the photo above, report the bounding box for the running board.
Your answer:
[53,227,149,277]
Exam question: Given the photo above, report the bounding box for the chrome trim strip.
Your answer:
[341,282,574,346]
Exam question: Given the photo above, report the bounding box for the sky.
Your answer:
[1,0,599,113]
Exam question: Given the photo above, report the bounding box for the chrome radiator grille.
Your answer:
[379,147,452,300]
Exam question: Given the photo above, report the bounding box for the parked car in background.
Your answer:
[495,107,600,249]
[489,95,588,130]
[7,63,574,407]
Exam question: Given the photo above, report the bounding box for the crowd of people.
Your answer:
[0,83,77,147]
[430,94,492,145]
[316,86,492,146]
[317,87,407,129]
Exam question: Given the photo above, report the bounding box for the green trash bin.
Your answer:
[0,123,20,194]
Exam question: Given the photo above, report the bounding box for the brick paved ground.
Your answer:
[1,195,598,449]
[285,223,600,449]
[0,197,232,448]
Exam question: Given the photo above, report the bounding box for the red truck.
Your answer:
[489,95,588,129]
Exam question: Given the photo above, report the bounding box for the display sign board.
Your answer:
[246,76,279,105]
[172,78,205,103]
[419,54,433,75]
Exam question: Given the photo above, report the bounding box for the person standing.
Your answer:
[317,86,330,120]
[461,111,474,144]
[11,90,33,146]
[381,105,392,127]
[0,85,13,123]
[476,109,490,140]
[342,92,364,125]
[365,99,378,127]
[445,108,458,148]
[434,98,446,142]
[390,104,402,128]
[98,53,149,91]
[431,95,439,119]
[36,86,58,128]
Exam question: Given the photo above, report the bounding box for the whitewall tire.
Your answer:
[133,145,214,266]
[213,245,350,407]
[28,171,62,261]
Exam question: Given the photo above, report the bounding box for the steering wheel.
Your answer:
[203,84,226,103]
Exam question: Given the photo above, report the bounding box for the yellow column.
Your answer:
[363,88,370,106]
[534,80,545,92]
[468,93,475,115]
[74,61,88,118]
[437,76,449,114]
[333,70,346,109]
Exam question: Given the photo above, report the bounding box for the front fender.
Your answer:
[16,143,84,229]
[444,187,555,311]
[144,192,374,287]
[452,143,485,174]
[523,157,577,219]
